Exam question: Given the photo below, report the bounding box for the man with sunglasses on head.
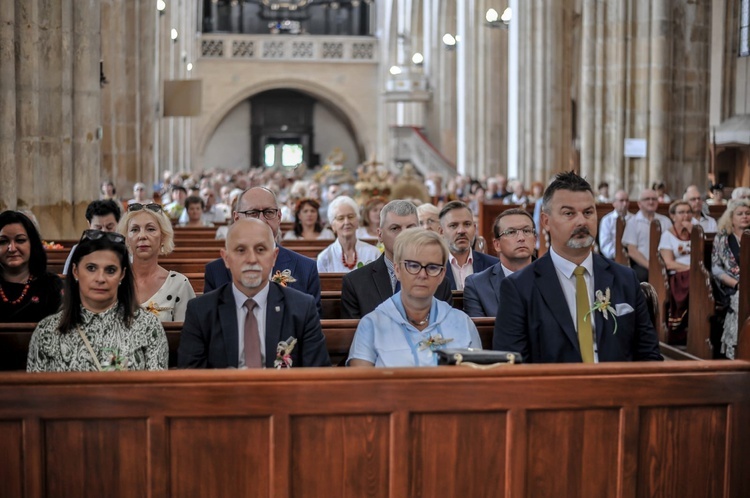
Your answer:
[203,187,322,318]
[463,208,536,317]
[341,200,452,319]
[63,199,122,274]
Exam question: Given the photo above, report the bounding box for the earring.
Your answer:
[74,278,78,283]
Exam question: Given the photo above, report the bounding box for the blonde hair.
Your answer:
[118,207,175,255]
[393,227,449,264]
[717,199,750,234]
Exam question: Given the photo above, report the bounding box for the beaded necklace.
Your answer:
[341,249,358,270]
[0,278,32,305]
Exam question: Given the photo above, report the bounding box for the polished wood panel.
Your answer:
[169,417,270,498]
[637,406,727,497]
[44,419,147,498]
[290,415,389,498]
[688,225,716,359]
[410,412,506,497]
[527,409,619,497]
[0,421,23,498]
[648,220,670,342]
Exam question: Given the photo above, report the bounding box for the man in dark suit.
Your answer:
[203,187,322,317]
[179,218,331,369]
[463,208,535,317]
[341,200,452,319]
[493,172,662,363]
[438,200,499,290]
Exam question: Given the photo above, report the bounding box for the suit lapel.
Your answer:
[592,255,615,344]
[372,255,393,299]
[490,264,503,295]
[535,255,579,349]
[275,246,296,276]
[218,285,240,367]
[265,283,284,367]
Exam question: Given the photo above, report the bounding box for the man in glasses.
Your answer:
[179,218,331,369]
[62,199,121,274]
[203,187,322,318]
[341,200,452,319]
[621,188,672,282]
[463,208,535,317]
[684,185,717,232]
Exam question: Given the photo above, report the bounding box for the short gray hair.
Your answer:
[327,195,359,223]
[379,200,417,228]
[393,227,450,264]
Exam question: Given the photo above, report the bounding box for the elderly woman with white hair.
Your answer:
[316,196,380,273]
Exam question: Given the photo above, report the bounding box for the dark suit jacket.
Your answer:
[463,263,504,317]
[445,250,499,290]
[178,282,331,368]
[340,254,453,319]
[493,253,663,363]
[203,245,322,317]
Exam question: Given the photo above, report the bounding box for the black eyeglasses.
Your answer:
[497,228,537,239]
[81,229,126,245]
[237,208,279,220]
[128,203,163,213]
[401,260,445,277]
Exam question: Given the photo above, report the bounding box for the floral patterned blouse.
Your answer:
[711,230,740,285]
[26,304,168,372]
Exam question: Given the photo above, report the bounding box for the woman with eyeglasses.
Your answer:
[712,199,750,359]
[118,203,196,322]
[347,228,481,367]
[316,196,380,273]
[657,200,694,344]
[283,198,334,241]
[0,211,64,323]
[26,230,168,371]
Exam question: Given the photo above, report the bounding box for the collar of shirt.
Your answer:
[384,255,398,288]
[500,263,514,277]
[449,249,474,269]
[549,247,594,280]
[80,302,121,325]
[232,281,270,312]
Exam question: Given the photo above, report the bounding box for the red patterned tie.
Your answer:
[244,299,262,368]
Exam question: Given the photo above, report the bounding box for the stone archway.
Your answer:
[194,79,371,171]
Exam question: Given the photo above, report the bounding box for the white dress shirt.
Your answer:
[232,282,270,368]
[449,249,475,290]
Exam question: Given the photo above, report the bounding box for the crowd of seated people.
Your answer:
[5,165,750,373]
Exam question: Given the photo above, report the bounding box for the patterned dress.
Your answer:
[26,304,168,372]
[712,230,741,358]
[140,271,195,322]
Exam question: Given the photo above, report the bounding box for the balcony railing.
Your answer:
[199,35,378,64]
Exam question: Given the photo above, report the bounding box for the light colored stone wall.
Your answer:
[192,59,379,172]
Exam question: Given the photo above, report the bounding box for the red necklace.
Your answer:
[0,278,32,305]
[341,249,358,270]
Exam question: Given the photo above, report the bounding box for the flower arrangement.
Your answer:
[274,337,297,369]
[100,348,129,371]
[271,269,297,287]
[42,241,64,250]
[584,288,618,334]
[418,333,454,352]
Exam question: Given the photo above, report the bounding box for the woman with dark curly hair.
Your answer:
[0,211,63,322]
[283,198,334,241]
[26,230,167,372]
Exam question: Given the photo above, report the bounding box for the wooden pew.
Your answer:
[647,220,670,342]
[687,225,716,359]
[735,231,750,360]
[1,360,747,497]
[614,215,629,265]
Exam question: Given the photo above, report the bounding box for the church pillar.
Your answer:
[2,0,101,239]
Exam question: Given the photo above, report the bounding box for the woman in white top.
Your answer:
[317,196,380,273]
[118,203,196,321]
[283,198,334,241]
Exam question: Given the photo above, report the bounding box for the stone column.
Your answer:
[2,0,101,239]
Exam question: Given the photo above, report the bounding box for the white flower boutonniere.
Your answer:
[584,288,618,334]
[272,269,297,287]
[274,336,297,369]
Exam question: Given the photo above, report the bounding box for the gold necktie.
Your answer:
[573,266,594,363]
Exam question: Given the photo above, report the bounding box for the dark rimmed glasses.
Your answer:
[237,208,280,220]
[497,228,537,239]
[81,229,126,245]
[401,260,445,277]
[128,203,163,213]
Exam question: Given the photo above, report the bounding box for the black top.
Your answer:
[0,272,63,323]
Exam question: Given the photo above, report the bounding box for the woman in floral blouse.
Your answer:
[0,211,63,323]
[27,230,168,372]
[712,199,750,359]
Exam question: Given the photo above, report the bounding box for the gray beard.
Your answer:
[566,235,595,249]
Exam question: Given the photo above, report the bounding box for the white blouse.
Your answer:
[316,239,381,273]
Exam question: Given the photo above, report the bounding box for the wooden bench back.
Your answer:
[687,225,716,359]
[647,220,669,342]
